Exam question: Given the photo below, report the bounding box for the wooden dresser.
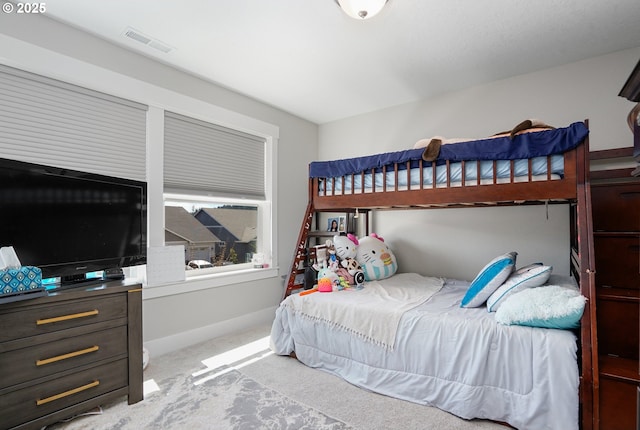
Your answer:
[0,281,143,430]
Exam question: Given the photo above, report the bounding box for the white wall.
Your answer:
[0,12,318,356]
[319,47,640,280]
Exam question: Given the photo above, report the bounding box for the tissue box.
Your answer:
[0,266,43,295]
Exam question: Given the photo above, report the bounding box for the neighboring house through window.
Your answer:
[194,207,257,265]
[164,205,219,265]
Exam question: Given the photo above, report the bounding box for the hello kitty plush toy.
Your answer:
[333,234,358,260]
[332,234,364,287]
[356,233,398,281]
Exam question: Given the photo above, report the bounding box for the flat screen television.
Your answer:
[0,157,147,287]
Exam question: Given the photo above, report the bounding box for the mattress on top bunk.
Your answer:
[310,121,588,193]
[270,273,579,430]
[319,156,564,194]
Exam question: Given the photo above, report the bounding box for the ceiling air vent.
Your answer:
[124,27,172,54]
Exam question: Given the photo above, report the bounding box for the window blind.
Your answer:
[164,111,266,199]
[0,64,147,181]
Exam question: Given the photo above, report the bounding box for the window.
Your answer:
[0,64,147,180]
[163,112,273,276]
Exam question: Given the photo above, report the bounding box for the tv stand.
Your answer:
[0,280,143,430]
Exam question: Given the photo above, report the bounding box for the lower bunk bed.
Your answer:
[276,120,597,430]
[271,273,583,429]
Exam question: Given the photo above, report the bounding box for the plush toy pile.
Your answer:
[308,233,398,293]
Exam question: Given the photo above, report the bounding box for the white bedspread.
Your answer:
[271,276,579,430]
[282,273,443,350]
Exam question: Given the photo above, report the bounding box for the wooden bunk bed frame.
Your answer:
[284,121,597,429]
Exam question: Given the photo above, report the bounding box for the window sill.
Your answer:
[141,267,279,300]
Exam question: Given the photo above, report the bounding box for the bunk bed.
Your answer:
[271,120,596,430]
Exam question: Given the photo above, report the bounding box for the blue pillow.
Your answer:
[460,252,517,308]
[486,264,551,312]
[494,285,586,329]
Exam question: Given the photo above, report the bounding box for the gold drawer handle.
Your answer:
[36,380,100,406]
[36,346,100,366]
[36,310,99,325]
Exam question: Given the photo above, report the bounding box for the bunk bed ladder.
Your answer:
[283,202,315,299]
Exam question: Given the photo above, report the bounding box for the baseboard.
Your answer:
[144,306,277,358]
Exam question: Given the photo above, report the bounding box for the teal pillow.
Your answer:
[494,285,586,329]
[460,252,517,308]
[486,264,552,312]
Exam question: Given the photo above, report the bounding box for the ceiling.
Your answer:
[43,0,640,124]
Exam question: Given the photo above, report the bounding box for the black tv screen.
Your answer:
[0,157,147,284]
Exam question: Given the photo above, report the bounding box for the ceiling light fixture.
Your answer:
[335,0,388,20]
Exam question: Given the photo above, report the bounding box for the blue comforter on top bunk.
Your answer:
[309,121,588,179]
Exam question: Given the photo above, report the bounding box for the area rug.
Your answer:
[45,367,353,430]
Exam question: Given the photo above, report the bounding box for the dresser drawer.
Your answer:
[592,183,640,232]
[594,235,640,290]
[0,325,127,391]
[0,358,128,430]
[0,295,127,343]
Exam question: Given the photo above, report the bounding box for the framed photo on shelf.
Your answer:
[327,217,339,232]
[338,216,346,233]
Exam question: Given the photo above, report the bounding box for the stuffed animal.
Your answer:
[325,239,340,272]
[317,277,333,292]
[356,233,398,281]
[317,267,340,290]
[333,234,359,260]
[340,257,365,286]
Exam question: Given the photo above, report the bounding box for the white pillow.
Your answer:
[460,252,517,308]
[545,273,579,290]
[486,264,552,312]
[513,262,543,275]
[495,285,586,329]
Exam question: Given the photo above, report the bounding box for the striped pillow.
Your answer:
[460,252,517,308]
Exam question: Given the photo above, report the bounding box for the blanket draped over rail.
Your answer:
[282,273,444,350]
[309,121,588,178]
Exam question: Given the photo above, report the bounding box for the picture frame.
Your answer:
[327,217,339,232]
[338,216,346,233]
